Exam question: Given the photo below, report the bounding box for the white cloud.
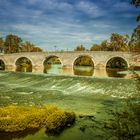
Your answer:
[0,0,138,51]
[113,2,131,10]
[76,1,105,18]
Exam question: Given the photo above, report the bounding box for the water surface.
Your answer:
[0,72,139,140]
[45,64,140,78]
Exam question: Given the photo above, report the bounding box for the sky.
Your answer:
[0,0,139,51]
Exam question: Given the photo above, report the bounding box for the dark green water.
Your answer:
[0,72,139,140]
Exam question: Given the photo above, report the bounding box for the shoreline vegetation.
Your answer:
[0,105,75,135]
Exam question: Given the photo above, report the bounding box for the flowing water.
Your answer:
[0,68,140,140]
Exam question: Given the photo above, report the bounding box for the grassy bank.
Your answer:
[0,105,75,135]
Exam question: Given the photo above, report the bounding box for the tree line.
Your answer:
[74,27,140,52]
[0,34,43,53]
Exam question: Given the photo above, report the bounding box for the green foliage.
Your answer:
[4,34,22,53]
[74,56,94,66]
[106,57,128,69]
[129,25,140,52]
[90,44,101,51]
[74,45,86,51]
[90,33,129,52]
[45,111,75,135]
[0,105,75,135]
[109,33,129,51]
[16,57,32,72]
[0,34,43,54]
[0,38,4,53]
[21,41,43,52]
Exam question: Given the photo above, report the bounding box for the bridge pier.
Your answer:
[93,68,108,77]
[61,66,74,75]
[5,65,15,72]
[32,65,44,73]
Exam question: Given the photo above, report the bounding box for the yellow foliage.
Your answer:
[0,105,75,135]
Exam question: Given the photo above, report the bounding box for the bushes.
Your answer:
[0,105,75,135]
[45,111,75,135]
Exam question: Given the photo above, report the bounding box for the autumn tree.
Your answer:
[4,34,22,53]
[0,38,4,53]
[129,25,140,52]
[21,41,35,52]
[109,33,129,51]
[74,56,93,66]
[131,0,140,21]
[90,44,101,51]
[74,45,86,51]
[100,40,109,51]
[90,34,129,51]
[31,47,43,52]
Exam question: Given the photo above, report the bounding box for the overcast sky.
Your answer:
[0,0,139,51]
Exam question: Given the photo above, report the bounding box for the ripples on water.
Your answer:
[0,70,139,140]
[0,71,139,106]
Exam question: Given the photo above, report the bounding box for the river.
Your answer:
[0,66,140,140]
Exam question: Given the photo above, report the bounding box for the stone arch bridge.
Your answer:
[0,51,139,72]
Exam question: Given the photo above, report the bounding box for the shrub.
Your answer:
[0,105,75,135]
[45,111,75,135]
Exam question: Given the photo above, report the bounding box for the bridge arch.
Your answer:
[73,55,94,67]
[15,57,32,72]
[43,55,62,73]
[73,55,94,76]
[0,59,5,70]
[105,56,129,69]
[43,55,63,66]
[105,56,129,78]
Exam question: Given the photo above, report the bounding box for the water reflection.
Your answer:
[44,56,61,74]
[44,64,136,78]
[106,68,127,78]
[45,64,62,74]
[73,66,94,76]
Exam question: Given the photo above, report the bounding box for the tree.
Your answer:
[130,25,140,43]
[21,41,43,52]
[131,0,140,7]
[100,40,109,51]
[131,0,140,21]
[109,33,129,51]
[90,44,101,51]
[31,47,43,52]
[4,34,22,53]
[0,38,4,53]
[74,45,86,51]
[129,25,140,52]
[21,41,35,52]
